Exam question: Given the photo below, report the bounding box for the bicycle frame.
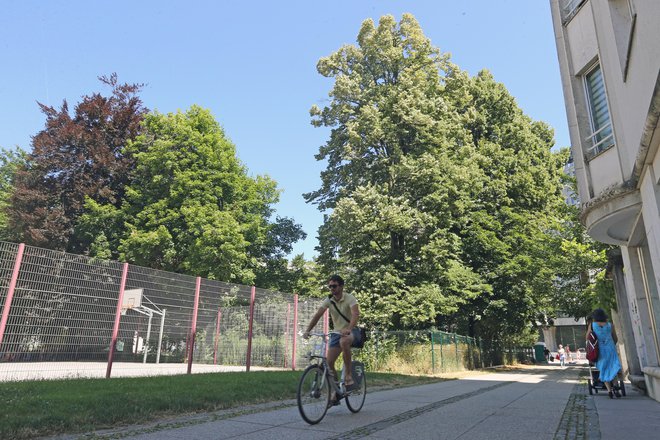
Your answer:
[298,331,367,424]
[306,332,346,397]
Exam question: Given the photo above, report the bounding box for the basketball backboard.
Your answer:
[122,288,143,311]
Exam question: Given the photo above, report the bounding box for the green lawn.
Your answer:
[0,370,447,439]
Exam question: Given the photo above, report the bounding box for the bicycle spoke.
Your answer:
[297,365,330,424]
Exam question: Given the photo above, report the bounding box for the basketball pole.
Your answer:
[106,262,129,379]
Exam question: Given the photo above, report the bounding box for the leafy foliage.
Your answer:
[8,74,147,252]
[78,106,304,284]
[0,147,27,241]
[306,14,606,341]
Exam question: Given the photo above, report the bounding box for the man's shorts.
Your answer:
[329,328,362,348]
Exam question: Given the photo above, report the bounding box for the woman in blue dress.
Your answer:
[587,308,623,398]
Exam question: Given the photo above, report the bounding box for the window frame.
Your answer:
[582,62,616,159]
[560,0,588,25]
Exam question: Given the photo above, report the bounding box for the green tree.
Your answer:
[79,106,304,284]
[9,74,147,251]
[255,253,323,297]
[545,154,613,319]
[306,14,571,342]
[0,147,27,241]
[446,71,570,338]
[252,217,308,291]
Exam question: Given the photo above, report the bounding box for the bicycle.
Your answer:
[297,331,367,425]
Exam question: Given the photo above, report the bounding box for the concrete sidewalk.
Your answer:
[591,376,660,439]
[52,365,660,440]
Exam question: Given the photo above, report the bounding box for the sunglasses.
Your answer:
[328,284,339,289]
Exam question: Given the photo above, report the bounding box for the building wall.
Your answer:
[550,0,660,401]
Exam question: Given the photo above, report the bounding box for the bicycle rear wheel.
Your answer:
[297,365,330,424]
[345,373,366,413]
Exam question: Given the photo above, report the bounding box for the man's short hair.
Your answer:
[328,274,344,286]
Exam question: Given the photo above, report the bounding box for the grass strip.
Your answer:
[0,370,447,439]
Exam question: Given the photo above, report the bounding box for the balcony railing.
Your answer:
[585,121,615,159]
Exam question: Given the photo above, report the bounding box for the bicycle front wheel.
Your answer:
[345,373,366,413]
[297,365,330,424]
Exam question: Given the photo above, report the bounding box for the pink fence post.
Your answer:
[106,262,129,379]
[0,243,25,348]
[292,293,298,370]
[323,309,329,357]
[187,276,201,374]
[246,285,256,372]
[213,309,222,365]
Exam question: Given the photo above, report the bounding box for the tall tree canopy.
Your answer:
[306,14,576,340]
[0,147,26,242]
[9,74,147,252]
[79,106,305,283]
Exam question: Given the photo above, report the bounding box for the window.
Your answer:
[560,0,587,24]
[609,0,636,81]
[584,64,615,158]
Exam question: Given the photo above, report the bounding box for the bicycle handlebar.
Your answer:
[301,331,343,337]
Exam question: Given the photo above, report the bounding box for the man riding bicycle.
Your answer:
[303,275,362,402]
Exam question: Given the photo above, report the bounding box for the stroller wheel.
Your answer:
[619,380,626,396]
[588,380,593,395]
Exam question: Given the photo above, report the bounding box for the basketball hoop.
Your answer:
[121,289,143,315]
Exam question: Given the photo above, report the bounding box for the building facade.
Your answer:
[549,0,660,401]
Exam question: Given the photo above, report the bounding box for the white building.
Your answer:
[549,0,660,401]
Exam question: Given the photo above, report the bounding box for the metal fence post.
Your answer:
[439,333,444,372]
[246,285,256,372]
[142,310,153,364]
[292,293,298,370]
[375,331,380,371]
[214,308,222,365]
[430,332,435,374]
[454,333,459,369]
[467,337,472,370]
[187,276,201,374]
[0,243,25,349]
[156,309,166,364]
[284,304,290,368]
[106,262,129,379]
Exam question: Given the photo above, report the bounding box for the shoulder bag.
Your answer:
[329,299,368,348]
[586,330,599,363]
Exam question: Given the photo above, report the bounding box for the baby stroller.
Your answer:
[587,361,626,396]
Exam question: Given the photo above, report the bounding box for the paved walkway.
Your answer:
[51,365,660,440]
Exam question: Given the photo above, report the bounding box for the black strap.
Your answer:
[329,300,351,324]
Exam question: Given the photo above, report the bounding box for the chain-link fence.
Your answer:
[0,242,320,381]
[348,331,480,375]
[344,331,533,375]
[0,242,535,382]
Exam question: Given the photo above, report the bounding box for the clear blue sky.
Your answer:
[0,1,568,258]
